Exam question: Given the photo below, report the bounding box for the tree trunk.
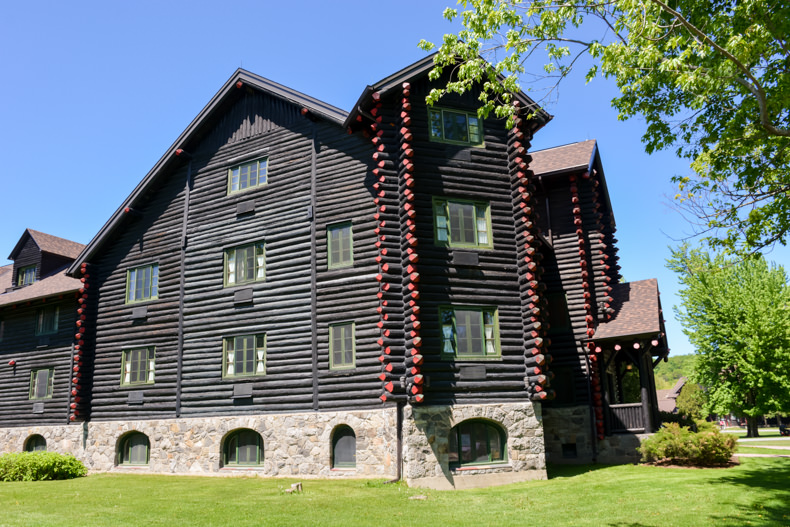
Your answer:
[746,416,760,437]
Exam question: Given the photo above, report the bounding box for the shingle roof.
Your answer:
[594,278,663,340]
[529,140,597,177]
[27,229,85,259]
[0,265,81,307]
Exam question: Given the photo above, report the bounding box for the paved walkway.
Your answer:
[736,436,790,458]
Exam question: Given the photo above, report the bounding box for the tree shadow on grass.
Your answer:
[707,459,790,526]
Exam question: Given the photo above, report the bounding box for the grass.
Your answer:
[1,458,789,526]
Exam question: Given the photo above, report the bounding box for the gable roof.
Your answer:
[0,264,81,307]
[593,278,666,342]
[67,69,347,275]
[9,229,85,261]
[344,53,553,131]
[529,140,597,177]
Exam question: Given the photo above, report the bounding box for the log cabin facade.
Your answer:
[0,56,668,488]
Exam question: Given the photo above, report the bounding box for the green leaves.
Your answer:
[668,245,790,420]
[422,0,790,254]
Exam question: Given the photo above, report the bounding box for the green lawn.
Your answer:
[1,458,789,526]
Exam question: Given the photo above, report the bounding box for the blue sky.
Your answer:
[2,1,786,357]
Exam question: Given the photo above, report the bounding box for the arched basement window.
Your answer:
[223,429,263,466]
[331,425,356,468]
[448,420,506,468]
[118,432,150,466]
[24,434,46,452]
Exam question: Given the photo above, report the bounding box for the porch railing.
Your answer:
[609,403,645,432]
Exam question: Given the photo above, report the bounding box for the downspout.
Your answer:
[175,153,192,418]
[582,345,598,463]
[384,401,403,484]
[310,122,319,411]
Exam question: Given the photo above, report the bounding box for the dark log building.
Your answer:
[0,56,668,489]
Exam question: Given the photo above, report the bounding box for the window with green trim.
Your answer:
[433,198,491,248]
[29,368,54,399]
[17,265,36,286]
[327,222,353,269]
[35,306,58,336]
[121,346,155,386]
[223,429,263,466]
[126,264,159,303]
[448,420,506,467]
[440,306,499,359]
[119,432,149,466]
[228,157,268,194]
[223,334,266,377]
[24,434,47,452]
[331,425,356,468]
[224,242,265,286]
[330,322,355,370]
[428,108,483,145]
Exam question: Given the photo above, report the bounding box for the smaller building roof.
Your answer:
[656,377,687,413]
[594,278,664,340]
[529,140,597,177]
[9,229,86,261]
[0,264,81,307]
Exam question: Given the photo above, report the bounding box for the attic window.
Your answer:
[428,108,483,146]
[228,157,268,194]
[17,265,36,286]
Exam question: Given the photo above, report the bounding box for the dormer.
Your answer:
[7,229,85,292]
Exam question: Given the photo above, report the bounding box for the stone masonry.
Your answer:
[403,402,547,490]
[0,408,398,478]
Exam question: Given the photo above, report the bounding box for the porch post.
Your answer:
[639,351,653,432]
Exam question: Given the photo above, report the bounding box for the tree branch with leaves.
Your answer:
[420,0,790,254]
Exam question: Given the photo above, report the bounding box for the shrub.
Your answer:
[638,423,736,466]
[658,411,696,429]
[0,452,87,482]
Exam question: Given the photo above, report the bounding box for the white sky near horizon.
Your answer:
[1,1,787,358]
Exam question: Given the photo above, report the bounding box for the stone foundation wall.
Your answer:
[542,405,647,464]
[403,402,547,490]
[0,408,398,478]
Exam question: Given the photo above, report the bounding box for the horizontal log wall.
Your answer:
[314,127,384,410]
[398,76,528,405]
[87,164,187,420]
[179,115,317,416]
[0,296,77,425]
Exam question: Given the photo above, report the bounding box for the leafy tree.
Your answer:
[419,0,790,254]
[675,381,707,420]
[654,354,696,389]
[668,245,790,437]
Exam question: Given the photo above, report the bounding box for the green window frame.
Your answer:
[331,425,356,469]
[329,322,355,370]
[17,265,36,286]
[35,306,59,336]
[24,434,47,452]
[433,198,492,249]
[29,368,54,399]
[121,346,155,386]
[119,432,150,466]
[125,264,159,304]
[228,157,269,194]
[439,306,500,359]
[224,242,265,287]
[327,222,353,269]
[448,420,507,468]
[223,429,263,466]
[428,107,483,146]
[223,334,266,378]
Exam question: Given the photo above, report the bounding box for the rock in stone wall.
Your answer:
[542,405,645,464]
[403,402,547,490]
[0,408,398,478]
